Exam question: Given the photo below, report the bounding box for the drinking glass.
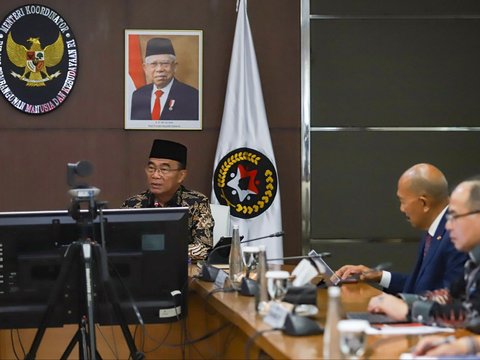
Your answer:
[242,246,260,280]
[337,319,369,360]
[265,270,290,302]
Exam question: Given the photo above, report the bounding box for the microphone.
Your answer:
[197,231,284,283]
[239,251,329,298]
[241,231,284,244]
[208,231,283,264]
[267,252,331,262]
[238,231,285,294]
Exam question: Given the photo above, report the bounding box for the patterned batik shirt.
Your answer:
[122,186,214,261]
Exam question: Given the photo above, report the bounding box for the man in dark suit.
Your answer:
[336,163,468,295]
[130,37,199,121]
[367,176,480,338]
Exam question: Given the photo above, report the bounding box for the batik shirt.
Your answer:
[402,245,480,333]
[122,186,214,261]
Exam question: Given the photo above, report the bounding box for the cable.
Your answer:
[169,289,186,358]
[108,262,146,327]
[10,329,21,360]
[95,324,119,359]
[181,322,232,346]
[141,323,173,353]
[205,287,236,301]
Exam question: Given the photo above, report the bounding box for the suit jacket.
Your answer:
[130,79,199,120]
[386,213,468,294]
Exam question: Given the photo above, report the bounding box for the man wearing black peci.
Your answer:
[130,38,199,121]
[122,139,213,261]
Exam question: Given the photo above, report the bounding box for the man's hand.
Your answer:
[335,264,382,282]
[367,293,409,321]
[413,335,469,357]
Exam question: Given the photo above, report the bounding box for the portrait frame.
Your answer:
[124,29,203,130]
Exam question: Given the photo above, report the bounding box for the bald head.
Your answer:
[399,163,449,203]
[397,163,449,230]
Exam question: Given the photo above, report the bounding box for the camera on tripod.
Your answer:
[0,161,188,360]
[67,161,103,223]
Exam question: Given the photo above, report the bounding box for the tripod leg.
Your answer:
[60,317,101,360]
[82,243,98,360]
[25,244,81,360]
[60,320,84,360]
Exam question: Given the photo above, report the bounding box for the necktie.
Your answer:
[151,90,163,120]
[423,234,433,258]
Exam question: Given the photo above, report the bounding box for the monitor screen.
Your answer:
[0,207,189,329]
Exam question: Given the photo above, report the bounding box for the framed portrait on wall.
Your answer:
[124,30,203,130]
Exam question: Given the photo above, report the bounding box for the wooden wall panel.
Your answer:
[0,1,302,254]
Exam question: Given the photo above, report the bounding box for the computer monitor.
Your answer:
[0,207,189,329]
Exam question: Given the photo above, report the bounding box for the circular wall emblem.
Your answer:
[213,147,278,219]
[0,5,78,114]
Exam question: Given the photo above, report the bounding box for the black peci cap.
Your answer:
[149,139,187,167]
[145,38,175,57]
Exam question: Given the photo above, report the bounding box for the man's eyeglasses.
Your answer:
[145,165,182,176]
[446,210,480,222]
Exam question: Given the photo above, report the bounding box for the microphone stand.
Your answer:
[240,251,329,297]
[267,252,331,262]
[197,231,284,283]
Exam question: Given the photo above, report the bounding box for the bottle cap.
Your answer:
[328,286,341,297]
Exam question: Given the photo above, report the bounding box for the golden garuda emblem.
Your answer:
[6,32,64,87]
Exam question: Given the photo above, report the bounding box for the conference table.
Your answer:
[0,264,471,359]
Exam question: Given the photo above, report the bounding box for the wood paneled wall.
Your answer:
[0,0,301,256]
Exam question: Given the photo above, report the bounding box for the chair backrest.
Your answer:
[210,204,232,246]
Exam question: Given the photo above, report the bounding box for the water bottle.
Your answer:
[255,245,269,314]
[228,224,243,289]
[323,286,342,359]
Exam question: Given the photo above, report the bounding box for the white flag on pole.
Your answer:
[211,0,283,261]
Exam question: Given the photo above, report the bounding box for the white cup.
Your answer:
[337,319,369,360]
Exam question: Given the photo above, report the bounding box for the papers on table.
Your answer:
[400,353,480,359]
[366,323,455,336]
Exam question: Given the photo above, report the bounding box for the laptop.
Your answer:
[307,249,358,286]
[204,235,245,265]
[206,236,232,264]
